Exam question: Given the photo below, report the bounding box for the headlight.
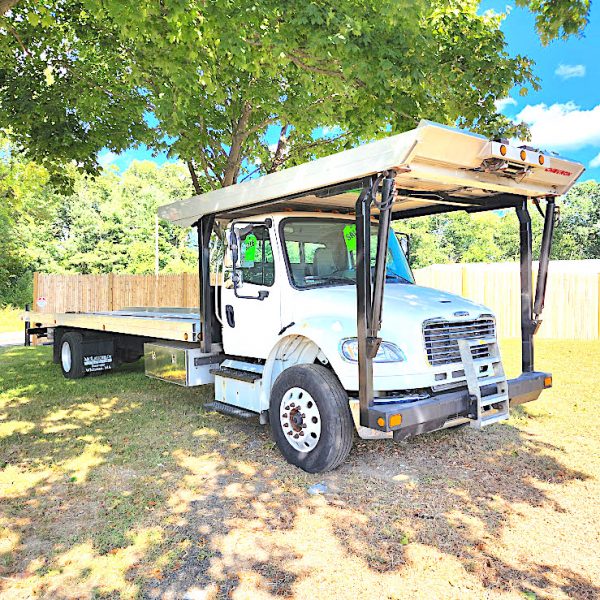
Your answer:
[340,338,406,363]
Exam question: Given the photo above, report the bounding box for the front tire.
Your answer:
[60,332,85,379]
[269,364,353,473]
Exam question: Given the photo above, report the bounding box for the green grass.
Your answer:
[0,341,599,599]
[0,306,22,333]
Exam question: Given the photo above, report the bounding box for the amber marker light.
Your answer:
[520,149,527,161]
[544,376,553,388]
[377,417,385,428]
[389,414,402,428]
[539,154,545,165]
[499,144,507,156]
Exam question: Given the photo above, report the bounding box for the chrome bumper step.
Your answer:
[458,338,510,428]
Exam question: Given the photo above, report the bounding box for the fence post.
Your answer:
[108,273,114,311]
[33,272,39,308]
[24,303,30,347]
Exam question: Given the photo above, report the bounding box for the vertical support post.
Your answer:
[24,303,30,347]
[533,198,556,318]
[355,183,374,427]
[516,200,534,373]
[371,172,395,332]
[197,214,215,353]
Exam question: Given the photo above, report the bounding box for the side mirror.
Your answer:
[395,232,410,261]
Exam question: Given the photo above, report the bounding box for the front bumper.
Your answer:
[364,370,551,437]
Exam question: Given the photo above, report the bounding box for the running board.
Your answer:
[457,339,510,429]
[209,366,262,383]
[204,401,257,419]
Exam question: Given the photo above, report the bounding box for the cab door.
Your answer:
[220,221,281,359]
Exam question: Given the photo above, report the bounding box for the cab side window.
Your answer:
[239,226,274,286]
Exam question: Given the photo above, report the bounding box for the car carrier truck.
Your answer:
[24,120,584,473]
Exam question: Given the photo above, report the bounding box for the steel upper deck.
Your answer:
[159,120,584,226]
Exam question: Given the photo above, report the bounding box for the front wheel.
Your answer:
[269,364,353,473]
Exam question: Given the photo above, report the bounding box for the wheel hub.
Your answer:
[61,340,72,372]
[279,387,321,453]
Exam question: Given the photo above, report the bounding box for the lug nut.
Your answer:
[282,413,287,418]
[299,431,304,436]
[302,424,307,428]
[284,423,289,427]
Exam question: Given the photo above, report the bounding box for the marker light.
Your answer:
[499,144,507,156]
[520,149,527,161]
[389,414,403,428]
[539,154,545,165]
[340,339,406,363]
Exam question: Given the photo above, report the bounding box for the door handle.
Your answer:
[225,305,235,328]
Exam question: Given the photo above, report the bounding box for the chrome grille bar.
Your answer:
[423,317,496,366]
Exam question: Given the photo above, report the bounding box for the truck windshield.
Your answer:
[281,218,414,289]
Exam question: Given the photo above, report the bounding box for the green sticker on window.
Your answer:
[243,234,258,262]
[343,225,357,252]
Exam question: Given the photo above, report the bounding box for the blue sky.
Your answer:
[99,3,600,182]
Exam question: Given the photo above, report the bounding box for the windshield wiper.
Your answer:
[386,272,412,284]
[309,276,355,286]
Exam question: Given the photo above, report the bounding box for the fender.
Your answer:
[259,317,357,410]
[260,327,390,440]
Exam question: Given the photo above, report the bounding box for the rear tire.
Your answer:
[60,332,85,379]
[270,364,353,473]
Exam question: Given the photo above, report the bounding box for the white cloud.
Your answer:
[494,97,517,112]
[590,152,600,169]
[555,64,586,80]
[98,150,117,168]
[515,101,600,151]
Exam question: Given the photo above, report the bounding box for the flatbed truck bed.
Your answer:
[26,307,201,343]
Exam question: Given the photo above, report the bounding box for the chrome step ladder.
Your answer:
[458,338,510,429]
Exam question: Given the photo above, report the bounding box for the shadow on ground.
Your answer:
[0,344,598,599]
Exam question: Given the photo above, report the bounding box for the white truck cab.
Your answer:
[220,211,494,393]
[25,121,585,473]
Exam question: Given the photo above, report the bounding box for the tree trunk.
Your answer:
[222,102,252,187]
[187,161,203,195]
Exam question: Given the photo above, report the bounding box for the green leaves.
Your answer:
[516,0,590,45]
[0,0,591,191]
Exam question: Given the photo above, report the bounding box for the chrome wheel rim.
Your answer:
[279,387,321,452]
[61,340,72,372]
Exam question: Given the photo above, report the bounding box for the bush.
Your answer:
[0,271,33,308]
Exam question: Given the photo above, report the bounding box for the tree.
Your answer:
[516,0,591,44]
[552,180,600,259]
[0,0,539,193]
[0,1,592,194]
[0,138,201,305]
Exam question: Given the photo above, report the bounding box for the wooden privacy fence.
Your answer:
[33,272,201,313]
[32,260,600,340]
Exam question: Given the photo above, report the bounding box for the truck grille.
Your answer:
[423,317,496,366]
